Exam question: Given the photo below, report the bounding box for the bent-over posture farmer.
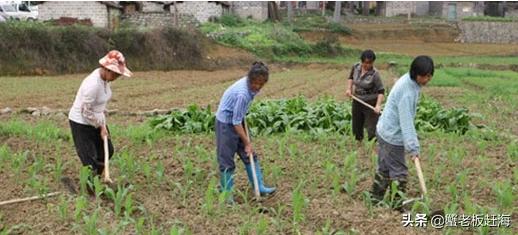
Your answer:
[346,49,385,142]
[216,61,276,202]
[68,50,132,182]
[370,55,434,209]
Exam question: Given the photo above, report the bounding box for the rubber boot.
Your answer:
[391,179,407,212]
[219,169,235,204]
[244,160,276,196]
[370,173,390,205]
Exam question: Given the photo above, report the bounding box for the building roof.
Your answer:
[34,1,122,9]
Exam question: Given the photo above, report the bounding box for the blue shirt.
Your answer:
[216,77,257,125]
[376,73,421,156]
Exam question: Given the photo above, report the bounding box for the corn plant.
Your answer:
[155,161,165,185]
[0,145,10,169]
[202,178,217,216]
[135,217,146,234]
[78,166,91,196]
[456,169,470,192]
[116,151,139,182]
[82,208,100,235]
[74,196,88,221]
[171,180,193,208]
[11,151,28,177]
[493,180,514,210]
[292,181,307,225]
[169,224,191,235]
[255,216,269,235]
[342,152,359,196]
[142,161,153,187]
[268,205,287,232]
[361,191,374,218]
[53,154,65,183]
[91,176,105,199]
[105,184,134,217]
[56,195,69,222]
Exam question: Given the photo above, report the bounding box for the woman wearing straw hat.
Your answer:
[68,50,132,182]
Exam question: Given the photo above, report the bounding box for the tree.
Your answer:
[333,1,342,22]
[362,1,370,16]
[287,1,294,23]
[322,1,326,16]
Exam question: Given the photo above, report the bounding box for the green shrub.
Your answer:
[328,22,352,35]
[151,96,474,135]
[217,14,245,27]
[462,16,516,22]
[0,22,205,75]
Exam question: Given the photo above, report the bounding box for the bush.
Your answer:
[462,16,516,22]
[151,97,474,135]
[328,22,352,35]
[0,22,205,75]
[217,14,245,27]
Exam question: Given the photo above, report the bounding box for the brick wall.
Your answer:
[174,1,224,23]
[38,1,109,28]
[141,2,164,13]
[121,12,198,29]
[458,21,518,43]
[385,1,416,17]
[231,1,268,21]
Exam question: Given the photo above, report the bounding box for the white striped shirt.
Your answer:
[216,77,257,125]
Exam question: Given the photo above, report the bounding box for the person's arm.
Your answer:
[232,94,253,155]
[234,124,252,155]
[375,94,384,114]
[346,65,355,97]
[80,84,107,133]
[398,95,420,157]
[373,72,385,114]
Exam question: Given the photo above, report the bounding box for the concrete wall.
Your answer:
[458,21,518,44]
[174,1,224,23]
[415,1,430,16]
[384,1,416,17]
[430,2,482,20]
[121,12,198,28]
[231,1,268,21]
[38,1,109,27]
[141,2,164,13]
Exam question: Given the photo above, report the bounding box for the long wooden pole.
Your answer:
[244,119,260,199]
[0,192,60,206]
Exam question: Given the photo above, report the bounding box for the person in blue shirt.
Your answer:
[369,56,434,210]
[215,61,276,203]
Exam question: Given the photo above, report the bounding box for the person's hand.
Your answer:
[100,125,109,139]
[374,105,382,114]
[345,89,352,97]
[245,142,253,157]
[411,155,419,161]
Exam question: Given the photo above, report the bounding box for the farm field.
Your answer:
[0,58,517,234]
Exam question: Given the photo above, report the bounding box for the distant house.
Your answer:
[37,1,122,29]
[167,1,230,23]
[230,1,268,21]
[376,1,417,17]
[505,2,518,17]
[429,1,484,20]
[119,1,171,14]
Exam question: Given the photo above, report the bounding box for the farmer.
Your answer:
[216,61,276,202]
[370,55,434,210]
[68,50,132,182]
[345,49,385,142]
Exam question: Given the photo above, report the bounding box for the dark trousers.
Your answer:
[215,119,257,172]
[352,99,379,141]
[376,133,407,181]
[69,120,114,175]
